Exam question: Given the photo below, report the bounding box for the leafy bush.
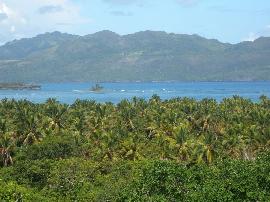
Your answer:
[16,134,79,161]
[0,181,51,201]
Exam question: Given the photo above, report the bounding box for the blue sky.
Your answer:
[0,0,269,44]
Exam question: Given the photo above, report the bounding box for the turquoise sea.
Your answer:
[0,82,269,104]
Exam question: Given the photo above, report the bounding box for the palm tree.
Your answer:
[0,134,14,166]
[44,99,68,134]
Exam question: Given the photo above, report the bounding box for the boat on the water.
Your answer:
[90,84,104,93]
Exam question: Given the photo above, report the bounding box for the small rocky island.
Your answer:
[0,83,41,90]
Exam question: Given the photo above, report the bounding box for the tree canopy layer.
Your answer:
[0,96,270,201]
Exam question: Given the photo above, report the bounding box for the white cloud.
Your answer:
[243,25,270,42]
[243,32,258,42]
[0,2,27,43]
[0,0,90,44]
[0,2,11,16]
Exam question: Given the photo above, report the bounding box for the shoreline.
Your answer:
[0,83,41,90]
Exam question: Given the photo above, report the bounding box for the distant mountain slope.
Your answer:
[0,30,269,82]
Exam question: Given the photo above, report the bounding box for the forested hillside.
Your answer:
[0,31,270,82]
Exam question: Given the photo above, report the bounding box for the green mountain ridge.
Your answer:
[0,30,269,82]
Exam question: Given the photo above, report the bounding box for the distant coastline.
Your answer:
[0,83,41,90]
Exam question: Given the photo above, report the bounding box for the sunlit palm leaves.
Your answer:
[0,95,269,167]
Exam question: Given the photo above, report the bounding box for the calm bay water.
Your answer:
[0,82,269,104]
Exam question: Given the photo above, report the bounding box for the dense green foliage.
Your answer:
[0,96,270,201]
[0,31,270,82]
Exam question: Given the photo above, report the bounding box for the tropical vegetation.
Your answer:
[0,95,270,201]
